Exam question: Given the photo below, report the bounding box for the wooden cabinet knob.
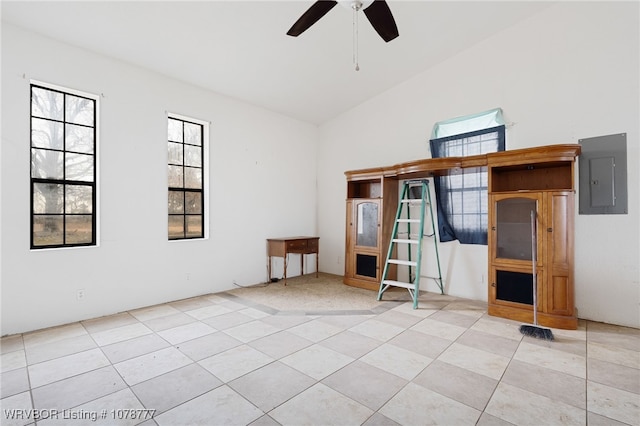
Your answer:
[547,227,553,232]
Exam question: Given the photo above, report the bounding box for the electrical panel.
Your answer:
[579,133,628,215]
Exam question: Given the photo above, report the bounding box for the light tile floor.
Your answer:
[1,291,639,426]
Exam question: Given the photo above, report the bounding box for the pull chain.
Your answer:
[353,4,360,71]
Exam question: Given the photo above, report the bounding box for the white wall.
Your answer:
[1,24,319,335]
[317,2,639,327]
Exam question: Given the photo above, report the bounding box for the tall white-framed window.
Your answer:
[167,113,209,240]
[30,82,99,249]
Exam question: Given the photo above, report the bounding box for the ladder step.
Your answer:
[392,238,418,244]
[382,280,416,290]
[388,259,417,266]
[397,219,420,223]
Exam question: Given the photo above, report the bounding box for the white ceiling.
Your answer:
[2,1,552,124]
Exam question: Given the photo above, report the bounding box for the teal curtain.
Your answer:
[431,107,504,139]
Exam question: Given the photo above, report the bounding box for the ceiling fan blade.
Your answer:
[287,1,339,37]
[363,0,399,42]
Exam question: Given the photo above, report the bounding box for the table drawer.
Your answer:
[307,238,319,251]
[287,240,308,251]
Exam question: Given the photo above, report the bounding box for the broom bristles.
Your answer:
[519,324,554,341]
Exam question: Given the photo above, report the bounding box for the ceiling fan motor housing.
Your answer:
[338,1,374,11]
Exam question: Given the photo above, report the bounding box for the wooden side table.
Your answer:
[267,237,319,285]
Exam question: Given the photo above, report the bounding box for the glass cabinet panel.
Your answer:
[496,198,536,260]
[495,269,533,305]
[356,254,377,278]
[356,202,378,247]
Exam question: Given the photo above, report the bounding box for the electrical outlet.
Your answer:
[76,289,85,301]
[186,273,190,281]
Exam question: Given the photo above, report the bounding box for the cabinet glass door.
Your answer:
[355,201,378,247]
[496,197,537,260]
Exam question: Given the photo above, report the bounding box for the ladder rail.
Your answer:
[410,182,427,306]
[427,184,444,294]
[407,195,413,281]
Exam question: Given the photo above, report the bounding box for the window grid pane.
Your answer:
[30,84,96,249]
[32,118,64,150]
[168,117,204,240]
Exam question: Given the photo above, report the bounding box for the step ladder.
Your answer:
[377,179,443,309]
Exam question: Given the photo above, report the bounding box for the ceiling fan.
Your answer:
[287,0,399,43]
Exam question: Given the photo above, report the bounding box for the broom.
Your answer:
[519,209,554,341]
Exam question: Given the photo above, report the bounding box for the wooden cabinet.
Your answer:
[343,144,579,328]
[344,174,398,290]
[487,146,579,329]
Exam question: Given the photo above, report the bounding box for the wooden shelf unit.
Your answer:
[487,145,579,329]
[344,144,580,329]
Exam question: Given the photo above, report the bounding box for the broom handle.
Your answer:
[531,209,538,326]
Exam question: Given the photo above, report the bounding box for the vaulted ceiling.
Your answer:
[2,1,552,124]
